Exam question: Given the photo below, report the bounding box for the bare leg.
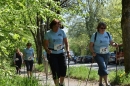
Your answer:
[30,71,32,77]
[99,76,103,83]
[60,77,64,85]
[18,68,21,75]
[54,79,59,86]
[103,75,110,85]
[27,71,30,77]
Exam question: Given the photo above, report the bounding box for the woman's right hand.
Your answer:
[46,49,52,54]
[92,52,96,57]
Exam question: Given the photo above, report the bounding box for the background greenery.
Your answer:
[0,0,127,85]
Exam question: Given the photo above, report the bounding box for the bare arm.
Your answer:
[89,42,96,57]
[20,52,24,63]
[43,39,51,54]
[63,38,70,58]
[63,38,69,52]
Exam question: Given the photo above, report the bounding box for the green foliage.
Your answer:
[103,0,122,43]
[69,34,90,55]
[35,64,44,72]
[109,70,130,85]
[0,76,41,86]
[65,0,122,55]
[0,0,66,61]
[68,66,130,85]
[35,63,51,73]
[0,59,41,86]
[67,66,98,81]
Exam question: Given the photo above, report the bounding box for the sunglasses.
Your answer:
[100,27,106,29]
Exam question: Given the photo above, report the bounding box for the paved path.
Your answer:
[34,72,99,86]
[20,67,99,86]
[19,63,124,86]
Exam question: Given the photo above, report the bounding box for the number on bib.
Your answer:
[100,47,108,54]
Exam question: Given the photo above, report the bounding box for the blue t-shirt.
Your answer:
[23,48,34,60]
[90,32,112,54]
[44,29,66,54]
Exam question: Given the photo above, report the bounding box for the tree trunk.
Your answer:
[121,0,130,73]
[35,13,44,64]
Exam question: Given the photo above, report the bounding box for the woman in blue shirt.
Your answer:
[89,22,117,86]
[23,42,34,78]
[44,19,70,86]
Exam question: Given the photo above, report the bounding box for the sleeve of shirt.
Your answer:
[32,48,34,53]
[62,30,67,38]
[90,33,95,43]
[109,34,113,41]
[44,32,49,40]
[107,32,112,41]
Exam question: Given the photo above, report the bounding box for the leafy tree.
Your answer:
[65,0,109,55]
[0,0,66,64]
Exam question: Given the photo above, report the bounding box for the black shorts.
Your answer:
[24,60,34,71]
[15,61,22,69]
[47,53,67,79]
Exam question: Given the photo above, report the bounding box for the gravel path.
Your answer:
[33,72,99,86]
[20,65,117,86]
[20,67,99,86]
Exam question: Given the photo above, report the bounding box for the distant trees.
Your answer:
[66,0,122,55]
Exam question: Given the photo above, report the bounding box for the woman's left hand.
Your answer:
[112,42,118,47]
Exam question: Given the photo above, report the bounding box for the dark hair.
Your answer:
[26,42,32,46]
[49,19,60,29]
[97,22,106,30]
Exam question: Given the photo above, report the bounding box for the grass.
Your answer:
[0,76,42,86]
[109,70,130,86]
[0,60,42,86]
[67,66,98,81]
[35,63,51,73]
[67,66,130,86]
[35,64,44,72]
[2,56,127,86]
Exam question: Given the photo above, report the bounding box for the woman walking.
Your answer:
[23,42,34,78]
[14,48,23,75]
[89,22,118,86]
[43,19,70,86]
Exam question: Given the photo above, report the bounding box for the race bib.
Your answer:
[28,57,33,60]
[100,47,108,54]
[15,58,19,61]
[54,44,63,50]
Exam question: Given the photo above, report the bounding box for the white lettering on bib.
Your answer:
[54,44,63,50]
[28,57,32,60]
[15,58,19,61]
[100,47,108,54]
